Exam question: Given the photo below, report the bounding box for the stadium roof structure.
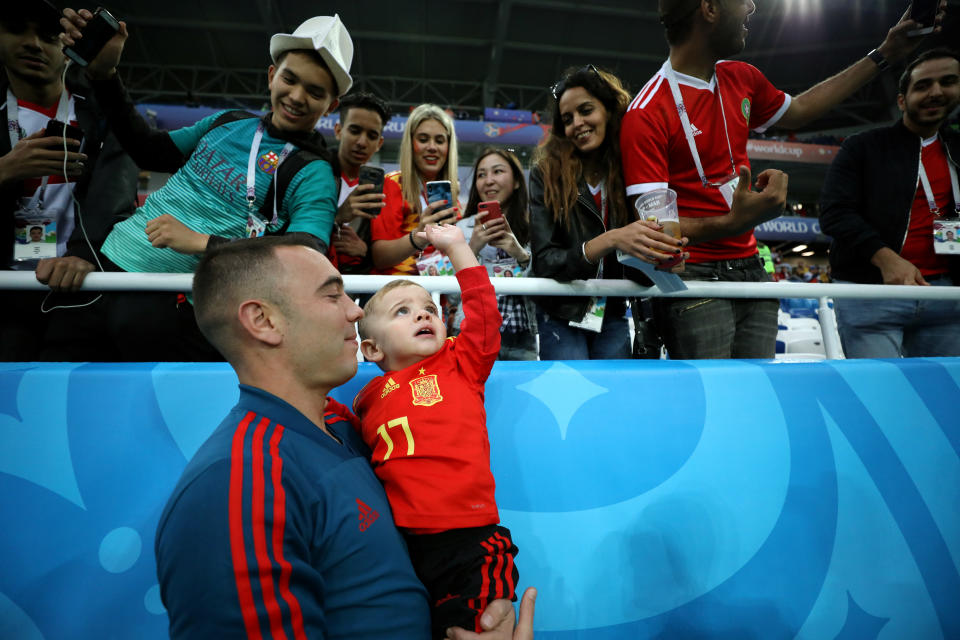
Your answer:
[109,0,957,137]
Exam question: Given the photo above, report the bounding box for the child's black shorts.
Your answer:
[404,524,519,638]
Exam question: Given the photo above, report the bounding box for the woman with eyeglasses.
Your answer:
[452,147,538,360]
[370,104,460,275]
[530,65,688,360]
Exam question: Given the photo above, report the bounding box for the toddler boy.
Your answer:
[354,223,519,637]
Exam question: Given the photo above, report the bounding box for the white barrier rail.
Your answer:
[2,271,959,300]
[4,272,958,360]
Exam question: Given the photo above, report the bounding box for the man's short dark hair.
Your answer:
[898,48,960,95]
[339,91,392,129]
[193,234,321,358]
[660,0,706,46]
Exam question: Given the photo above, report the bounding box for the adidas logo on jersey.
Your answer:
[690,123,703,136]
[357,498,379,531]
[381,377,400,398]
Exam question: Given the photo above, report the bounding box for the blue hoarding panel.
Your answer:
[1,360,958,638]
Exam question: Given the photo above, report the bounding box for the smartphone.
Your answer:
[44,119,85,148]
[358,165,385,192]
[425,180,452,206]
[357,165,385,217]
[63,7,121,67]
[477,200,503,222]
[425,180,456,221]
[908,0,938,36]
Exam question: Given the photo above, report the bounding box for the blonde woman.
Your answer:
[370,104,460,275]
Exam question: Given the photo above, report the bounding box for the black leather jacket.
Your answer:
[1,68,138,268]
[528,166,628,322]
[820,119,959,284]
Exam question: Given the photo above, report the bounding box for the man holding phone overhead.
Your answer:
[330,91,391,275]
[620,0,948,360]
[0,0,137,360]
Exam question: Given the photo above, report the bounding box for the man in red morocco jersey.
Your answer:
[355,223,518,638]
[621,0,947,359]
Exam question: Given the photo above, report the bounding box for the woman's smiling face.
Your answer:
[412,118,449,180]
[475,153,518,205]
[559,86,609,154]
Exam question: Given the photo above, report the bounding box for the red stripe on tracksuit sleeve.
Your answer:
[269,425,308,640]
[489,535,506,599]
[478,538,495,602]
[229,412,264,640]
[494,531,516,597]
[251,417,289,640]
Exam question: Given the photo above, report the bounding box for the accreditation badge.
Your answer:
[718,175,740,209]
[933,219,960,255]
[569,296,606,333]
[246,213,267,238]
[13,203,57,262]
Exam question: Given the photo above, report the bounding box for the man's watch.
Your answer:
[867,48,889,71]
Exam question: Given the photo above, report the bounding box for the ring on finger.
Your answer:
[481,223,487,231]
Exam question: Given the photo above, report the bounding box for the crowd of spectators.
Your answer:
[2,0,957,364]
[1,2,956,639]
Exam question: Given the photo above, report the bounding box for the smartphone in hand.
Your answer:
[358,165,385,217]
[477,200,503,222]
[908,0,938,36]
[426,180,452,205]
[425,180,456,221]
[44,119,85,149]
[64,7,121,67]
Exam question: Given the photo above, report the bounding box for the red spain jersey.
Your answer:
[370,171,421,275]
[621,60,790,262]
[353,266,502,531]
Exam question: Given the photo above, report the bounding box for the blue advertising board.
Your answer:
[1,359,958,638]
[755,215,832,243]
[137,104,550,146]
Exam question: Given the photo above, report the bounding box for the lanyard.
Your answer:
[6,86,71,206]
[245,122,294,224]
[918,149,960,218]
[663,60,736,189]
[591,181,607,279]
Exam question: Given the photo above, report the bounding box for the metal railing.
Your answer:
[4,271,958,360]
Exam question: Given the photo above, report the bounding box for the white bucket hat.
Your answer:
[270,15,354,97]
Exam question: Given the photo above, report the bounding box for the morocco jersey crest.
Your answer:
[410,374,443,407]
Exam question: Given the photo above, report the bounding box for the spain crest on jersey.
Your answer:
[258,150,280,175]
[410,374,443,407]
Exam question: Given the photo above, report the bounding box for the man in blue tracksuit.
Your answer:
[155,234,535,639]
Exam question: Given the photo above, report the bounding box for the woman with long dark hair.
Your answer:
[530,65,687,359]
[455,147,537,360]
